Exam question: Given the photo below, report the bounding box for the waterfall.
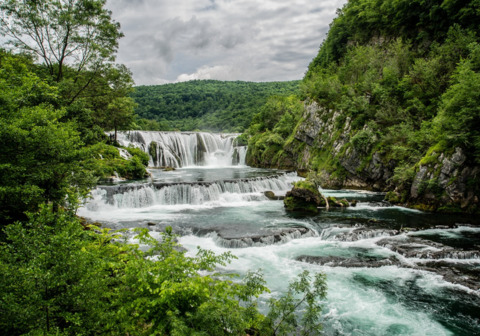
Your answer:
[85,173,298,210]
[114,131,247,168]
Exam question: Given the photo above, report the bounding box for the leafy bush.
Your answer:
[0,206,327,336]
[350,128,375,153]
[87,143,149,180]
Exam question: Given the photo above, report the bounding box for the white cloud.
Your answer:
[176,65,238,82]
[106,0,347,85]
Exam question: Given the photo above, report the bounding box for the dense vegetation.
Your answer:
[0,1,326,335]
[0,46,148,223]
[132,80,300,132]
[246,0,480,212]
[1,206,327,335]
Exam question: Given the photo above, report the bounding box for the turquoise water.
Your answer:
[79,167,480,335]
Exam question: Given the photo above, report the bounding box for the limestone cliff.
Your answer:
[246,101,479,213]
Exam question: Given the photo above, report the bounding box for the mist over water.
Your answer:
[80,132,480,335]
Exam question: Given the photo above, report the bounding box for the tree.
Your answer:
[0,0,124,110]
[0,51,95,224]
[0,0,122,83]
[104,96,136,142]
[0,206,117,335]
[435,43,480,162]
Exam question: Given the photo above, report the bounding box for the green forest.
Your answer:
[246,0,480,213]
[132,80,300,132]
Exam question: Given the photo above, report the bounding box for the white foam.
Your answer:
[177,235,455,336]
[348,203,424,213]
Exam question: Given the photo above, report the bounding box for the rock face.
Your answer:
[195,133,207,165]
[247,101,479,213]
[148,141,158,166]
[232,148,240,166]
[405,147,480,212]
[284,180,325,213]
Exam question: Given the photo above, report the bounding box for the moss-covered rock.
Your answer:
[232,148,240,166]
[284,180,325,214]
[196,133,207,165]
[264,191,284,200]
[327,196,350,207]
[90,143,149,181]
[148,141,158,166]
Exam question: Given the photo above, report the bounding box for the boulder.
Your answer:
[284,180,325,214]
[327,196,350,207]
[264,191,285,200]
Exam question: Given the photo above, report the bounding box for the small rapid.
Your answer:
[83,172,299,210]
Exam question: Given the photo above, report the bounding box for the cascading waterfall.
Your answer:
[115,131,247,167]
[85,173,299,210]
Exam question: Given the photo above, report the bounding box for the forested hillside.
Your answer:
[132,80,300,132]
[246,0,480,213]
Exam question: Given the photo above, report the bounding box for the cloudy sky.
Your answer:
[106,0,347,85]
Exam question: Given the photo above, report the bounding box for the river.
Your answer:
[78,131,480,335]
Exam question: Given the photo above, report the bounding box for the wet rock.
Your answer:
[284,180,325,214]
[327,228,398,242]
[327,196,350,207]
[195,133,207,165]
[377,236,444,258]
[126,131,146,145]
[296,255,401,268]
[148,141,158,166]
[376,236,480,260]
[214,227,315,248]
[264,191,285,200]
[162,166,176,171]
[415,260,480,291]
[232,148,240,166]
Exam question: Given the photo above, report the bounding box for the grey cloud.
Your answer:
[273,50,310,63]
[106,0,347,85]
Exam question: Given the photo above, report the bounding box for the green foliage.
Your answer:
[0,51,95,223]
[293,180,320,194]
[0,0,122,83]
[0,206,117,335]
[307,0,480,72]
[234,133,249,146]
[132,80,300,132]
[0,206,327,335]
[126,146,150,166]
[350,128,375,153]
[134,117,173,131]
[87,142,149,180]
[246,96,303,167]
[260,271,327,336]
[434,43,480,163]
